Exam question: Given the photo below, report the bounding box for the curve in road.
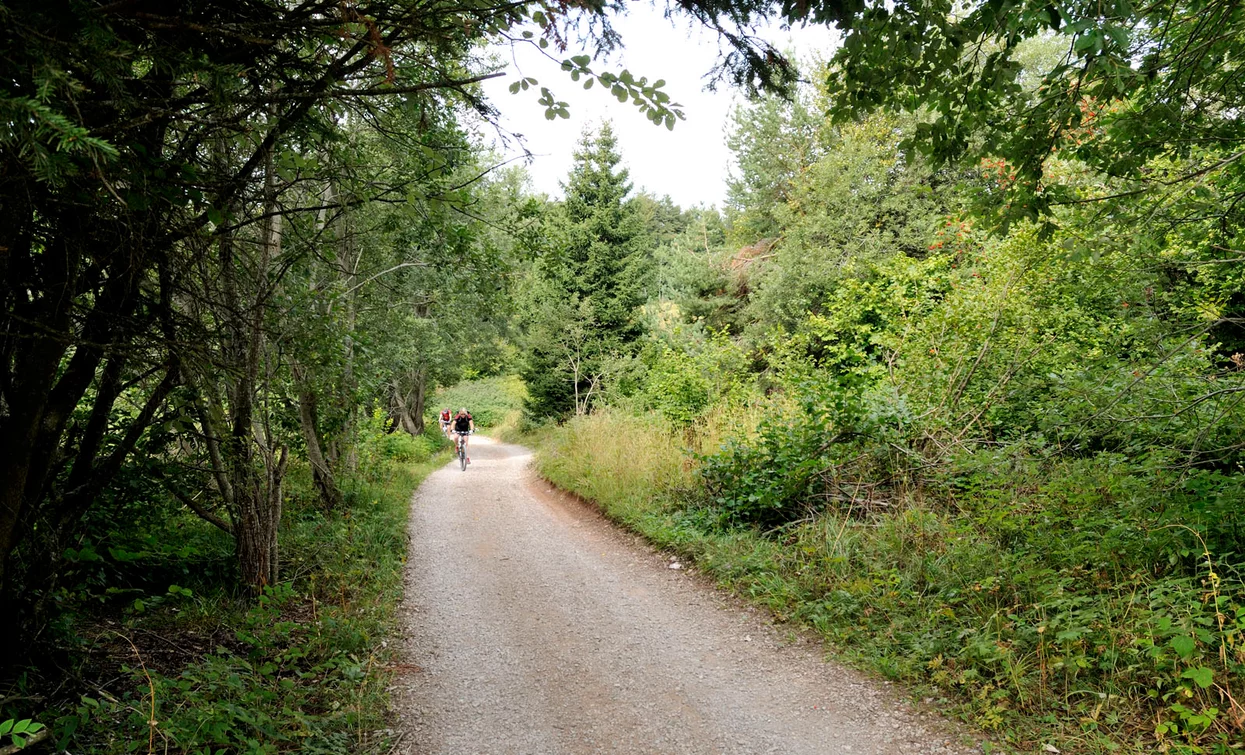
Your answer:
[392,436,976,755]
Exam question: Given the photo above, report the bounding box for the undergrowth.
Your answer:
[432,375,527,438]
[531,411,1245,755]
[10,430,447,754]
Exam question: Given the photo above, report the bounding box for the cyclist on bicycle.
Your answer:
[451,408,474,464]
[438,407,453,439]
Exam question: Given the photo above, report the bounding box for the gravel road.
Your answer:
[392,436,977,755]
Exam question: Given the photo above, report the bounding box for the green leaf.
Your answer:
[1104,24,1129,49]
[1182,666,1214,689]
[508,81,521,94]
[1170,635,1196,659]
[1073,29,1100,53]
[571,54,591,67]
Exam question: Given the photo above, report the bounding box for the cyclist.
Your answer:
[438,407,453,439]
[451,408,474,464]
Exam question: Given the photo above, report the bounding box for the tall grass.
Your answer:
[536,409,689,526]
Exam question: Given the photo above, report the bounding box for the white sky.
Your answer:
[478,6,839,209]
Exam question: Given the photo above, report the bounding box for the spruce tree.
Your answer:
[522,123,650,420]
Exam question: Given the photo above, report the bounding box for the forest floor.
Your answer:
[390,436,983,754]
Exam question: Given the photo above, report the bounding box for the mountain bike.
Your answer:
[454,431,470,471]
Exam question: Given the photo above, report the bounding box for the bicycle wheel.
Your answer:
[459,441,467,471]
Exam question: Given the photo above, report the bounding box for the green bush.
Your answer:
[641,330,752,425]
[378,432,434,463]
[697,374,908,527]
[432,375,526,430]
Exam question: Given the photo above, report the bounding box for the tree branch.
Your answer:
[221,73,507,104]
[0,729,50,755]
[161,479,234,535]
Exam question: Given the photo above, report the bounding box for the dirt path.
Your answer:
[391,436,977,754]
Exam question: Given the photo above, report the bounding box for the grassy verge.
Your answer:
[431,375,527,440]
[30,436,448,754]
[528,410,1245,755]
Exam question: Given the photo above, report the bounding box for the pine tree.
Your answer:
[521,123,651,420]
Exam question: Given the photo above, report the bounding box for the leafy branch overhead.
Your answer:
[504,55,685,129]
[810,0,1245,218]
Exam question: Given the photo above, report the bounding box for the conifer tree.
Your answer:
[522,123,650,420]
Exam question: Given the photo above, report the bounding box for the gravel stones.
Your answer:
[390,436,978,755]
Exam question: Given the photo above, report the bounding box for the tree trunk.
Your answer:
[389,372,426,437]
[229,148,285,591]
[234,444,286,589]
[411,369,427,435]
[338,204,360,472]
[294,370,344,510]
[209,134,288,593]
[0,204,167,638]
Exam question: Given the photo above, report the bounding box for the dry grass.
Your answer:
[535,409,687,525]
[531,402,768,522]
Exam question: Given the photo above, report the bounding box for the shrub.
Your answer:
[45,457,429,754]
[697,374,909,527]
[432,375,526,430]
[377,432,434,463]
[641,330,752,425]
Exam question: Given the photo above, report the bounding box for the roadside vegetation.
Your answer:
[433,376,528,439]
[9,426,448,753]
[509,53,1245,755]
[532,408,1245,753]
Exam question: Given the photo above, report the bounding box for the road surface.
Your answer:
[391,436,975,754]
